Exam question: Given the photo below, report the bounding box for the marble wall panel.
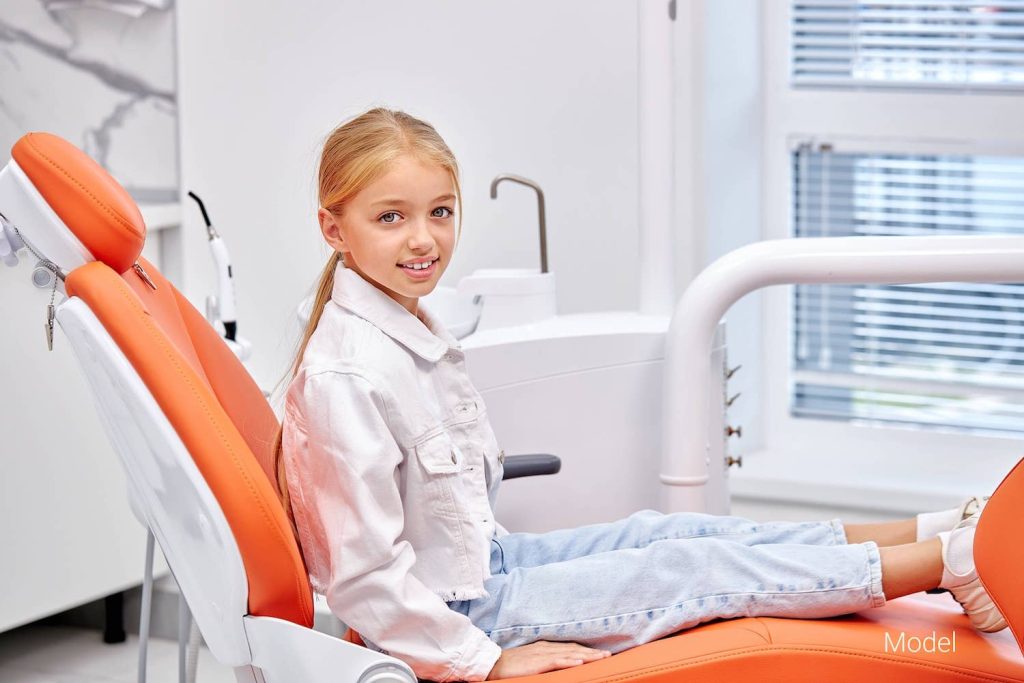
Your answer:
[0,0,177,201]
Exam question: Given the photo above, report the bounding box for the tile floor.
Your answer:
[0,624,236,683]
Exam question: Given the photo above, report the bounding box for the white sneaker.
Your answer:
[918,495,990,546]
[939,511,1007,633]
[955,495,989,525]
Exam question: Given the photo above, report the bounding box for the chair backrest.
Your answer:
[3,133,314,640]
[975,456,1024,655]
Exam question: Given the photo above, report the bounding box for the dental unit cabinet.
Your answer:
[448,232,1024,530]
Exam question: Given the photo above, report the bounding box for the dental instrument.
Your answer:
[187,190,252,361]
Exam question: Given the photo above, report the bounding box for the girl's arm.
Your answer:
[286,370,501,682]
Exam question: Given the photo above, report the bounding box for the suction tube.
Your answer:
[187,191,238,341]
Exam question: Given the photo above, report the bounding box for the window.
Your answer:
[741,3,1024,505]
[791,144,1024,434]
[792,1,1024,89]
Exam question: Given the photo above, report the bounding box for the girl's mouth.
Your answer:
[398,257,438,280]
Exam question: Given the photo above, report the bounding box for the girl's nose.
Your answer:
[407,220,435,251]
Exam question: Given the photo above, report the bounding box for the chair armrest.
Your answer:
[244,615,416,683]
[500,453,561,480]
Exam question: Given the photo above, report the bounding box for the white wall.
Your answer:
[175,1,655,393]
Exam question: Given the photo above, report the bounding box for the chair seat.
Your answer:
[348,593,1019,683]
[489,593,1023,682]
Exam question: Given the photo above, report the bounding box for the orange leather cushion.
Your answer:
[172,283,282,495]
[12,132,144,274]
[439,594,1023,682]
[65,260,313,626]
[977,457,1024,655]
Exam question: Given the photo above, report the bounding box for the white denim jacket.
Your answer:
[282,264,508,683]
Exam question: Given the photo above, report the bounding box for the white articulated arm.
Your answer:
[243,616,416,683]
[661,235,1024,512]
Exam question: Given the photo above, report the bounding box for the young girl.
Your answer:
[276,107,1004,683]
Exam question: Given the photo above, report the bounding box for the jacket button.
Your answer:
[451,451,458,464]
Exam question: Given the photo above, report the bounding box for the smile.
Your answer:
[398,257,439,279]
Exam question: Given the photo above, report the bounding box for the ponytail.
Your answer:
[272,251,342,530]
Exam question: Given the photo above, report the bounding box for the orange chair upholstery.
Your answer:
[10,131,1023,681]
[64,260,312,626]
[11,132,311,626]
[12,132,144,274]
[977,457,1024,655]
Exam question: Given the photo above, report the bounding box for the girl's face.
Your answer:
[319,154,457,315]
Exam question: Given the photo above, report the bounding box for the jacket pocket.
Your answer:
[414,432,465,475]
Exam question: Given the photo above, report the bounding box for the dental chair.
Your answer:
[1,132,1021,682]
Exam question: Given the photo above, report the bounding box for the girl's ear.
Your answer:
[318,208,347,254]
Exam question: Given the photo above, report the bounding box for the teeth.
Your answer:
[403,259,434,270]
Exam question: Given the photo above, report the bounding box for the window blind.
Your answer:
[791,144,1024,434]
[792,1,1024,89]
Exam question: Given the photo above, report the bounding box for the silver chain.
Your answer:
[12,224,65,281]
[6,222,64,350]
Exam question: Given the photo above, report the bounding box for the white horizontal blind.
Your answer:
[792,1,1024,89]
[792,144,1024,434]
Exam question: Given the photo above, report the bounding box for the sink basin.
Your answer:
[421,285,482,339]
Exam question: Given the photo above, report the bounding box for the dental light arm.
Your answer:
[663,234,1024,513]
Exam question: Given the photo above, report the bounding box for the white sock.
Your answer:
[937,526,976,590]
[916,506,961,542]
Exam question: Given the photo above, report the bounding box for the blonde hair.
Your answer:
[272,108,463,526]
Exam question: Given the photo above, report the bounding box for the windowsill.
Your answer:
[729,448,1012,515]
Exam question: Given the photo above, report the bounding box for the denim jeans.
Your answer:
[447,509,885,653]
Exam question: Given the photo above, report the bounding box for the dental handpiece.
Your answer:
[187,191,238,341]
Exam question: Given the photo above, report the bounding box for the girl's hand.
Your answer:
[486,641,611,679]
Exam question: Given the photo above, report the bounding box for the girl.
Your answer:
[276,108,1004,683]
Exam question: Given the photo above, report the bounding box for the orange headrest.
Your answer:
[12,132,145,274]
[975,456,1024,655]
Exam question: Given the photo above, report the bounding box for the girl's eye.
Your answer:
[433,206,453,219]
[379,211,401,224]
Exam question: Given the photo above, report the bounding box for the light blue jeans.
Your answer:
[447,509,885,653]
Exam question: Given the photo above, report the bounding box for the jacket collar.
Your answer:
[330,263,460,363]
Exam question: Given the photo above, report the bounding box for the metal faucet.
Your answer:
[489,174,548,274]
